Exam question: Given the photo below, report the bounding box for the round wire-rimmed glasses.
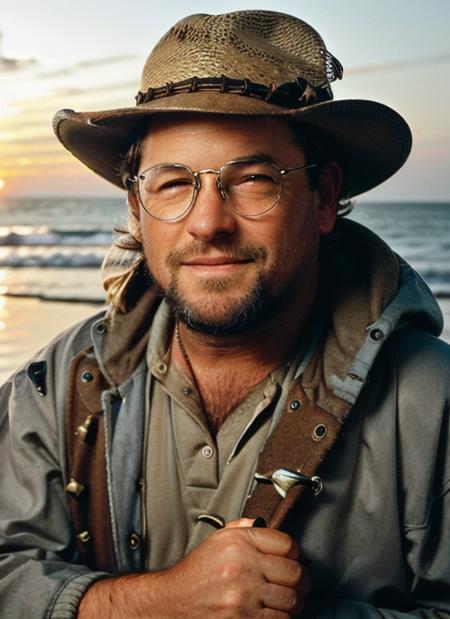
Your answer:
[128,158,317,221]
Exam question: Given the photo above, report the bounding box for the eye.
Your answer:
[142,168,195,195]
[159,178,193,190]
[224,161,279,189]
[239,173,276,185]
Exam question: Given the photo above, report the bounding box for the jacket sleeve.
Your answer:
[313,332,450,618]
[0,330,108,618]
[311,495,450,617]
[315,603,449,618]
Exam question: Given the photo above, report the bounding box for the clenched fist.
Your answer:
[78,519,310,618]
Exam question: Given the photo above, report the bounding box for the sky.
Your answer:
[0,0,449,201]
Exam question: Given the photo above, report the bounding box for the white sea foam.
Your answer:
[0,230,112,247]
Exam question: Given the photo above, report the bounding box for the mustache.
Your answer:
[166,241,268,270]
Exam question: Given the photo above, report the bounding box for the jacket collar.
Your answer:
[94,219,440,417]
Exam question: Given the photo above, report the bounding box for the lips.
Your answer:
[182,256,252,266]
[166,243,267,273]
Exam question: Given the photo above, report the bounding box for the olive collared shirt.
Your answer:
[143,301,318,571]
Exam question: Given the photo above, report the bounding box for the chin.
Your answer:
[166,280,269,335]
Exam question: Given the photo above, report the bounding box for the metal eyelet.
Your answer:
[77,530,91,543]
[95,322,107,335]
[128,532,141,550]
[311,476,324,495]
[312,424,328,441]
[369,328,384,342]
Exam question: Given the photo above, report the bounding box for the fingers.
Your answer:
[260,554,310,615]
[207,526,308,616]
[262,610,292,619]
[261,555,303,588]
[246,527,300,560]
[225,517,255,528]
[262,582,300,614]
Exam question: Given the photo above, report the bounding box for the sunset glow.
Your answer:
[1,0,449,200]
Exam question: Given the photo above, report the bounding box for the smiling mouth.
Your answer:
[181,258,252,275]
[182,256,253,267]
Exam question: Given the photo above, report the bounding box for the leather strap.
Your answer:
[242,381,343,529]
[65,348,116,572]
[135,75,332,108]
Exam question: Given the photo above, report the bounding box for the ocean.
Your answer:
[0,197,449,302]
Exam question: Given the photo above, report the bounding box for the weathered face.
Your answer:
[129,114,338,334]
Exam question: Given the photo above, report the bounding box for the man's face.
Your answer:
[130,114,338,334]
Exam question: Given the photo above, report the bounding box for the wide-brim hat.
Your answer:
[53,10,412,198]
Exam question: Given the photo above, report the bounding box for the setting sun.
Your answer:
[0,180,5,191]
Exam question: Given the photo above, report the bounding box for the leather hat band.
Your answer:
[135,75,333,109]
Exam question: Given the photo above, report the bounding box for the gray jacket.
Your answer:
[1,221,449,618]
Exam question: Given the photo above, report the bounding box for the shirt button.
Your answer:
[201,445,214,459]
[183,386,193,396]
[156,362,167,375]
[128,531,141,550]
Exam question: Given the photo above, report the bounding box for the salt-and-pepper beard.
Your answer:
[153,241,311,336]
[166,272,269,335]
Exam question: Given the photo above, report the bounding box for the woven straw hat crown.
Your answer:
[139,12,340,92]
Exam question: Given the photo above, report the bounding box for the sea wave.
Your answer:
[0,229,113,247]
[1,290,105,303]
[0,250,105,268]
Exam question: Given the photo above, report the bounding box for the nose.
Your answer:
[184,172,238,241]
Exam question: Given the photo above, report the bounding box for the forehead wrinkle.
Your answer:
[140,117,305,169]
[142,114,296,142]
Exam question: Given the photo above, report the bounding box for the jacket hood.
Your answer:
[302,219,443,417]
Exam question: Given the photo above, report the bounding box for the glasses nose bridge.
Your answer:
[195,168,227,200]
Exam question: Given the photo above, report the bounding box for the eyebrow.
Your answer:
[138,153,279,174]
[227,152,278,165]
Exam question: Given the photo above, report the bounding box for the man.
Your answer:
[1,10,449,618]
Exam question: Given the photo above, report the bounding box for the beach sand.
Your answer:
[1,295,450,386]
[0,296,103,384]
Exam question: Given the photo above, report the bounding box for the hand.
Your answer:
[228,518,311,615]
[163,522,309,617]
[78,522,309,618]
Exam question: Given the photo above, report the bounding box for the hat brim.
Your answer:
[53,92,412,198]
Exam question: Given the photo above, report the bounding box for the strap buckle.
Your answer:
[255,467,323,498]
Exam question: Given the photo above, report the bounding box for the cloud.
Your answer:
[347,52,450,76]
[39,53,140,78]
[0,29,39,73]
[52,80,137,98]
[0,57,38,73]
